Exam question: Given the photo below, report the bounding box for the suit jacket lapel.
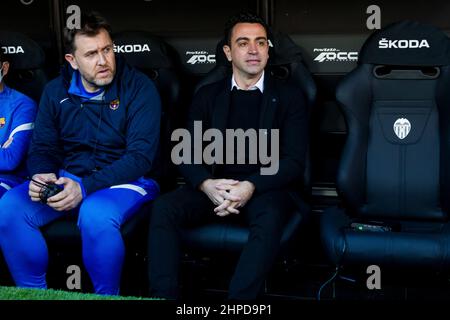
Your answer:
[212,80,231,134]
[259,73,278,130]
[210,79,231,176]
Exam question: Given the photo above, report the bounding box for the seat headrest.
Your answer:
[113,31,174,69]
[359,20,450,66]
[214,30,302,67]
[269,31,304,66]
[0,31,45,69]
[214,38,230,67]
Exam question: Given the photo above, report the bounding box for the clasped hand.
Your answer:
[200,178,255,217]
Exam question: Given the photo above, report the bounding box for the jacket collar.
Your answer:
[61,55,126,103]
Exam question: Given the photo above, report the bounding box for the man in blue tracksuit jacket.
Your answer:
[0,48,37,197]
[0,13,161,295]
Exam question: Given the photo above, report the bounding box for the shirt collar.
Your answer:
[231,71,264,93]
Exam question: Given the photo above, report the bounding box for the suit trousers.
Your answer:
[148,185,295,300]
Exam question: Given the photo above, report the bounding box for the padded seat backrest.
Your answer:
[336,21,450,221]
[113,31,181,191]
[0,31,47,102]
[113,31,180,113]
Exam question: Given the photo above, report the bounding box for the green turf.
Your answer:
[0,286,156,300]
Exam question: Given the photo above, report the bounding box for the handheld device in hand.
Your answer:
[31,178,63,204]
[350,222,392,232]
[349,219,401,232]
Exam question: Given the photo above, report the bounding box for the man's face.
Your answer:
[223,22,269,79]
[0,61,9,85]
[65,28,116,92]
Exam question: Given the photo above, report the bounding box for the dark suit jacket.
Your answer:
[178,72,309,199]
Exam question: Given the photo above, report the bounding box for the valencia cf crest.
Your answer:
[393,118,411,140]
[0,118,5,129]
[109,99,120,110]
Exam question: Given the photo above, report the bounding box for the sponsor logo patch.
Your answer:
[379,38,430,49]
[186,51,216,65]
[114,44,151,53]
[109,99,120,110]
[313,48,358,63]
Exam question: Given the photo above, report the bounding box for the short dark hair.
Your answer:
[63,12,112,54]
[224,12,269,46]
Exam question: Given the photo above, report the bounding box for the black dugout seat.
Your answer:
[320,21,450,272]
[41,32,181,251]
[180,32,316,254]
[0,31,50,285]
[0,31,48,102]
[113,31,181,193]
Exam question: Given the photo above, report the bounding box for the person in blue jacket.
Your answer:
[0,47,37,197]
[0,13,161,295]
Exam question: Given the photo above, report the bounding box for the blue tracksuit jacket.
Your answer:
[27,56,161,195]
[0,85,37,185]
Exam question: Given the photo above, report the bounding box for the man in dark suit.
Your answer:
[148,12,309,300]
